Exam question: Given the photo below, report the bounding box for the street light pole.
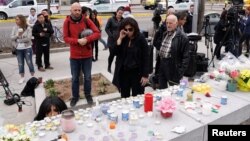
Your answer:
[192,0,199,33]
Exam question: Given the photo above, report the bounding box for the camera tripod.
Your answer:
[209,21,240,67]
[202,17,215,67]
[0,69,22,110]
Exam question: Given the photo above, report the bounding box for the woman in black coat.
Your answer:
[112,17,150,98]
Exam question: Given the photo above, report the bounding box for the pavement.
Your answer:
[0,34,222,126]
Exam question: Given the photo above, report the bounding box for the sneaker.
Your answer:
[70,98,79,107]
[45,66,54,70]
[18,77,25,84]
[38,67,45,72]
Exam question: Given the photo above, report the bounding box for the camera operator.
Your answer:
[213,10,229,60]
[239,6,250,55]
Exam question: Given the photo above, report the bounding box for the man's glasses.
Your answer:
[124,28,133,32]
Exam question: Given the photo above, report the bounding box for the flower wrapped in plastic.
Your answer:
[237,69,250,92]
[156,97,176,118]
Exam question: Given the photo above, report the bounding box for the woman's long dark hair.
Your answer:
[89,10,100,29]
[34,96,67,121]
[119,17,140,38]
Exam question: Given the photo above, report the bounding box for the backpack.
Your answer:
[21,77,40,97]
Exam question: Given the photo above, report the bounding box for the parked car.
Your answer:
[79,0,131,13]
[200,12,220,35]
[0,0,60,20]
[157,0,194,13]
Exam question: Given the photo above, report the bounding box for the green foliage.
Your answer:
[97,87,107,95]
[48,88,59,97]
[98,78,109,86]
[44,79,54,89]
[97,78,109,94]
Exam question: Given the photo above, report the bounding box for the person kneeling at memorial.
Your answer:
[158,15,189,89]
[34,96,68,121]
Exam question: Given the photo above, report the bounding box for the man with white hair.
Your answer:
[63,2,101,107]
[158,15,189,89]
[151,7,176,89]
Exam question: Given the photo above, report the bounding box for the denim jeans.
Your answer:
[16,48,35,74]
[70,58,92,99]
[99,38,107,49]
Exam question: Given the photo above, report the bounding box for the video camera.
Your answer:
[226,0,244,25]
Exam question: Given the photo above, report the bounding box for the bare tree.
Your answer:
[197,0,205,33]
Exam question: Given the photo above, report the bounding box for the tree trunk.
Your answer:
[47,0,51,11]
[165,0,168,9]
[197,0,205,33]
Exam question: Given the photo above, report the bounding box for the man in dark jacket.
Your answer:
[239,6,250,55]
[32,13,54,71]
[159,15,189,89]
[184,4,194,34]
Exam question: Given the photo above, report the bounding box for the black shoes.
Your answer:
[86,95,94,106]
[107,67,111,73]
[70,97,79,107]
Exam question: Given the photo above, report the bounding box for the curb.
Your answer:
[0,47,70,59]
[0,13,153,23]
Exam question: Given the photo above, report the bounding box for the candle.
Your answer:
[144,93,153,112]
[109,122,116,129]
[186,91,193,102]
[60,109,76,133]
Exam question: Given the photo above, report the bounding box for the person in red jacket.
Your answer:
[63,2,101,107]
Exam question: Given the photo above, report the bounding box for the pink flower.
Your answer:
[156,97,176,113]
[230,70,239,79]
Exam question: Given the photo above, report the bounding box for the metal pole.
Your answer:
[192,0,199,33]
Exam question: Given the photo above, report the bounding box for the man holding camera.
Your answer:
[63,2,100,107]
[158,15,189,89]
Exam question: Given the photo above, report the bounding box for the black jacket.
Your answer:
[162,29,190,78]
[213,19,228,44]
[112,33,150,90]
[184,12,193,33]
[105,15,123,48]
[153,22,167,50]
[32,22,54,45]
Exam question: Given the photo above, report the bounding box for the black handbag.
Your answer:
[12,47,17,55]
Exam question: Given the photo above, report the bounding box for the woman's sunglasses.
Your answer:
[124,28,133,32]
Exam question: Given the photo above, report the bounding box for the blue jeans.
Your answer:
[16,48,35,74]
[70,58,92,99]
[99,38,107,49]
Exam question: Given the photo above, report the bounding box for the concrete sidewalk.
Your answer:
[0,37,218,125]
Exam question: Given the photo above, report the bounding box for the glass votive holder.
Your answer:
[177,88,184,97]
[129,138,136,141]
[87,137,95,141]
[117,131,124,138]
[102,136,110,141]
[79,134,86,140]
[133,99,140,108]
[94,129,101,135]
[130,132,138,139]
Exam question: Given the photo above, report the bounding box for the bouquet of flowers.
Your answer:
[228,70,240,81]
[156,97,176,118]
[237,69,250,92]
[0,124,31,141]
